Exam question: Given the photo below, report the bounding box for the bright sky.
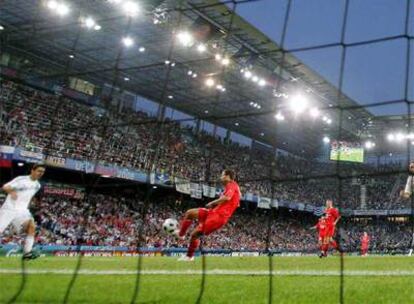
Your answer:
[236,0,414,116]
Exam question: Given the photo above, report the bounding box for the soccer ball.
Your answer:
[162,218,178,235]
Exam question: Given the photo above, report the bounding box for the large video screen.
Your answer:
[330,140,364,163]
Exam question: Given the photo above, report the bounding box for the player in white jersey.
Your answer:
[400,162,414,256]
[0,164,45,260]
[400,162,414,199]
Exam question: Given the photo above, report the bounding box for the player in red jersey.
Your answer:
[310,216,328,258]
[175,169,241,261]
[360,232,370,256]
[323,199,341,256]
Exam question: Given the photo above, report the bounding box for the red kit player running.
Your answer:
[322,199,341,256]
[175,169,241,261]
[360,232,370,256]
[311,216,328,258]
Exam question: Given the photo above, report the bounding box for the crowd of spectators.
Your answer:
[0,193,411,252]
[1,81,412,211]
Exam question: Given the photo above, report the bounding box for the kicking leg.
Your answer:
[178,209,221,261]
[178,208,199,237]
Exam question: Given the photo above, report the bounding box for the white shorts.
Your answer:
[0,208,33,234]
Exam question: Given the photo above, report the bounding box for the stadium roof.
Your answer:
[0,0,375,156]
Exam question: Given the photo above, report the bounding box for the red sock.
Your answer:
[179,219,192,237]
[330,240,338,250]
[187,239,200,258]
[323,244,329,254]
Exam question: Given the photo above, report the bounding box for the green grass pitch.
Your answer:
[0,255,413,303]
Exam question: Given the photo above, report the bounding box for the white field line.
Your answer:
[0,269,413,276]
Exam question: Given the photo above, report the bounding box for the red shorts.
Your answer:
[326,224,335,237]
[197,208,228,235]
[318,231,327,240]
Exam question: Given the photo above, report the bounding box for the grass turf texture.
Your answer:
[0,256,413,303]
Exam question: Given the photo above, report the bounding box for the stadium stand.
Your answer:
[0,81,410,211]
[0,192,410,252]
